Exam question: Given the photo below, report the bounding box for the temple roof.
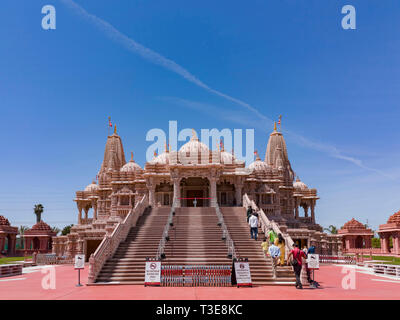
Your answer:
[99,126,126,173]
[179,131,210,155]
[31,221,52,231]
[387,210,400,224]
[265,123,295,180]
[341,218,367,230]
[121,152,142,171]
[149,152,170,165]
[293,177,308,190]
[0,216,10,226]
[84,181,99,192]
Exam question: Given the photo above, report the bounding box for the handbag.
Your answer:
[291,249,299,266]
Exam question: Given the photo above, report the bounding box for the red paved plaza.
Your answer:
[0,264,399,300]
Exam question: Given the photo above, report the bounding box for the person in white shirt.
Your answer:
[248,213,259,240]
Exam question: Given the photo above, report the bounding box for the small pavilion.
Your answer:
[24,221,57,254]
[0,215,18,256]
[378,211,400,256]
[338,218,374,251]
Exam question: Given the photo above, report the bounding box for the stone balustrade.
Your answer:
[88,194,149,283]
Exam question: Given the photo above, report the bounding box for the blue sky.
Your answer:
[1,0,400,232]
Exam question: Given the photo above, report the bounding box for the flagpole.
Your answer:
[108,117,111,136]
[279,115,282,132]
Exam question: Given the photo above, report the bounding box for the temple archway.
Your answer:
[32,237,40,250]
[217,181,235,206]
[181,177,209,207]
[355,235,364,249]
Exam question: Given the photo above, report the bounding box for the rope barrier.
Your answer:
[161,265,232,287]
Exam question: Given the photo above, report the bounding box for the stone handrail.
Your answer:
[243,193,294,259]
[215,203,237,260]
[156,201,177,260]
[88,194,149,283]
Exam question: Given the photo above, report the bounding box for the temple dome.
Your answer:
[0,216,10,226]
[179,131,209,155]
[31,221,52,231]
[342,218,366,230]
[121,152,142,172]
[149,152,170,165]
[248,153,269,172]
[84,181,99,192]
[220,151,236,165]
[388,211,400,224]
[121,160,142,172]
[293,177,308,190]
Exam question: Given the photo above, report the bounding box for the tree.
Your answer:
[324,225,338,234]
[61,224,74,236]
[34,204,44,223]
[51,227,61,236]
[18,225,29,235]
[371,237,381,248]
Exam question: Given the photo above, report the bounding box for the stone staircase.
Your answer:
[221,207,296,285]
[162,207,232,266]
[95,206,295,286]
[95,207,169,284]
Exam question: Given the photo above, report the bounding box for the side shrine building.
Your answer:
[53,125,342,261]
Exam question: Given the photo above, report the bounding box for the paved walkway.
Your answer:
[0,264,399,300]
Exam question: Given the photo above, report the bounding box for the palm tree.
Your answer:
[61,224,74,236]
[51,227,60,236]
[324,225,338,234]
[18,226,29,250]
[18,225,29,235]
[34,204,44,223]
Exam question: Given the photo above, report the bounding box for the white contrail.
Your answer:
[60,0,269,122]
[165,97,393,179]
[61,1,390,178]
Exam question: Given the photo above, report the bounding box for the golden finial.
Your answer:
[273,122,277,131]
[192,128,199,140]
[130,152,134,162]
[114,125,117,134]
[165,142,168,152]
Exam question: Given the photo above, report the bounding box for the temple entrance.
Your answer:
[186,190,204,207]
[293,238,308,249]
[355,235,364,249]
[86,239,102,262]
[181,177,210,207]
[32,237,40,250]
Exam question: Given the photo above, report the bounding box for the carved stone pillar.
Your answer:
[172,178,181,207]
[294,198,299,219]
[77,203,82,225]
[0,237,4,252]
[303,205,309,218]
[149,186,156,207]
[210,177,217,207]
[77,239,84,254]
[394,233,400,255]
[310,201,315,223]
[84,207,89,221]
[92,200,98,221]
[235,183,243,207]
[111,194,118,217]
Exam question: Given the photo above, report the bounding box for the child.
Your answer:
[261,238,269,256]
